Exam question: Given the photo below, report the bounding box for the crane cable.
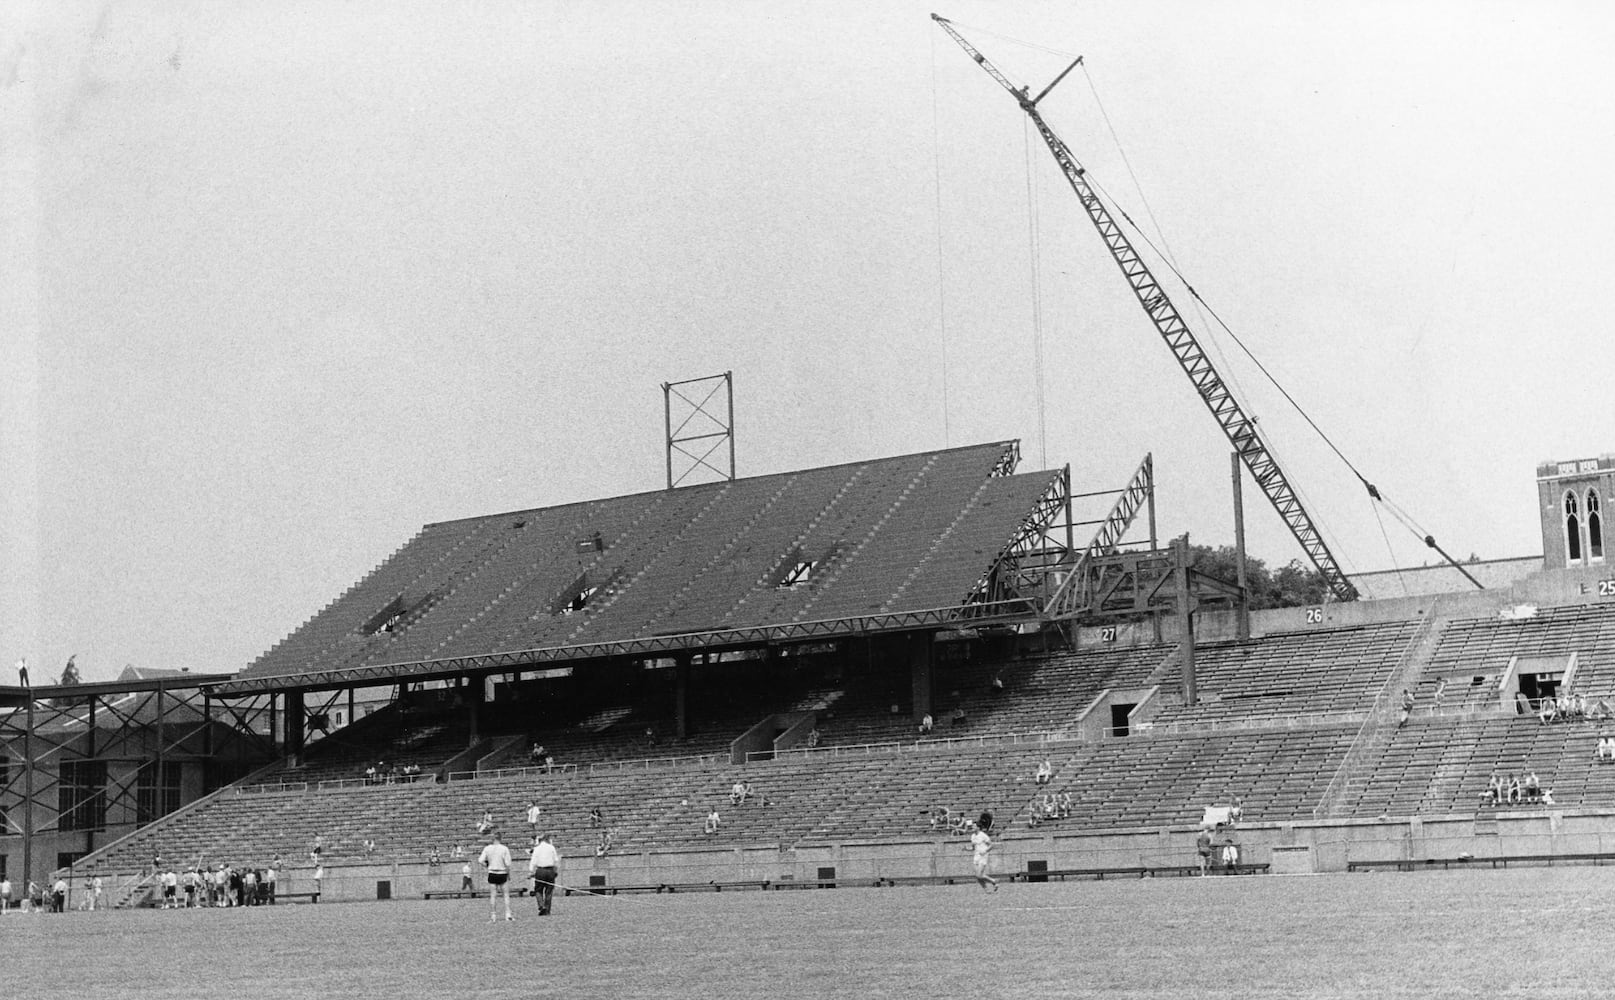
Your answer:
[1075,60,1264,495]
[928,27,953,448]
[941,20,1465,589]
[1086,172,1477,581]
[1023,117,1049,469]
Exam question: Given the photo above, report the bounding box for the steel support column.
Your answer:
[22,691,35,895]
[909,633,934,725]
[1174,536,1197,705]
[674,654,691,740]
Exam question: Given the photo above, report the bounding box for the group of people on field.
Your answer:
[152,859,281,907]
[0,877,72,913]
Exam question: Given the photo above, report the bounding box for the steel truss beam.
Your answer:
[963,467,1071,609]
[1043,453,1154,619]
[0,683,277,847]
[1068,541,1246,623]
[932,16,1358,603]
[663,371,736,489]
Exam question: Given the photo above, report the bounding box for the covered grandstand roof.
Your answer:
[217,441,1065,695]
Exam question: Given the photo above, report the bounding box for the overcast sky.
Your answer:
[5,1,1613,682]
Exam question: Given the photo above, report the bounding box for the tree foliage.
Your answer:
[1188,544,1331,609]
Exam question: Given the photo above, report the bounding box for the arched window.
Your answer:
[1588,489,1604,561]
[1565,491,1583,563]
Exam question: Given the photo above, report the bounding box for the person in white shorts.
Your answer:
[969,811,999,892]
[479,830,515,922]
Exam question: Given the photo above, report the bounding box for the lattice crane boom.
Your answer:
[932,14,1358,602]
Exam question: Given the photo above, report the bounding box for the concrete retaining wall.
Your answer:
[286,809,1615,902]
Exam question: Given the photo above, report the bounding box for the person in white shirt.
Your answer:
[0,877,12,913]
[526,802,542,829]
[969,812,999,892]
[529,833,562,916]
[478,830,515,922]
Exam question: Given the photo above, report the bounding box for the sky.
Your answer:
[4,1,1614,683]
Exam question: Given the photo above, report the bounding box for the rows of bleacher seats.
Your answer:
[885,473,1062,612]
[1148,620,1422,727]
[1340,714,1615,818]
[1415,602,1615,708]
[83,721,1360,877]
[808,643,1172,748]
[255,714,471,787]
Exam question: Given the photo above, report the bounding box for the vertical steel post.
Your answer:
[1146,455,1158,551]
[1148,454,1163,644]
[1175,535,1197,705]
[725,370,736,481]
[22,691,35,895]
[662,381,674,490]
[1062,464,1074,558]
[1232,451,1250,641]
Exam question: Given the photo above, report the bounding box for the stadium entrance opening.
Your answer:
[1111,703,1136,737]
[1518,671,1561,706]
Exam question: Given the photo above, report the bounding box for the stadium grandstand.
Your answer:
[7,442,1615,904]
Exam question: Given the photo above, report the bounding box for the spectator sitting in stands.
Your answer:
[1541,787,1556,807]
[729,781,747,806]
[646,726,657,747]
[476,810,494,835]
[451,842,466,859]
[1398,688,1413,727]
[544,755,556,773]
[1523,771,1541,801]
[589,806,603,828]
[1594,699,1615,721]
[1539,699,1557,725]
[1507,775,1523,805]
[919,714,934,735]
[704,809,721,835]
[364,764,378,785]
[1058,791,1073,819]
[363,838,376,855]
[952,706,968,728]
[807,727,821,748]
[429,848,442,867]
[1598,735,1615,762]
[1479,784,1496,808]
[1034,759,1053,786]
[1229,797,1244,826]
[989,674,1004,695]
[530,742,546,764]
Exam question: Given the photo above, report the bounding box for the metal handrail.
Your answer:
[446,762,581,781]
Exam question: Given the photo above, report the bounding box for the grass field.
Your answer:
[5,867,1608,998]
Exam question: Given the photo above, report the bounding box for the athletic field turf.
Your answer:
[6,866,1606,998]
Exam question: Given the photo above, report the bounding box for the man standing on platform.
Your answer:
[529,833,561,916]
